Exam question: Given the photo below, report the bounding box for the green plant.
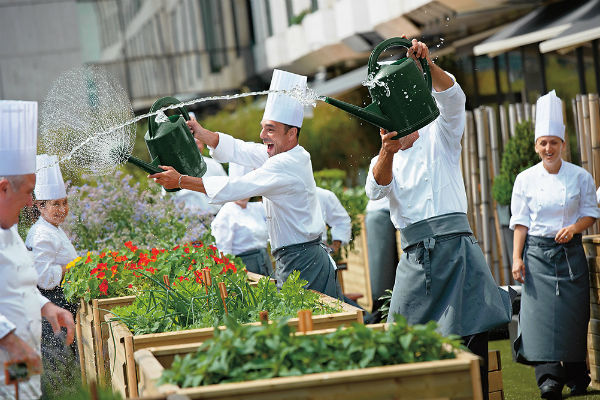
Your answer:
[492,121,538,206]
[159,315,462,387]
[109,270,341,335]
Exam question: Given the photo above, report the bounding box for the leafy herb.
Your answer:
[159,315,463,387]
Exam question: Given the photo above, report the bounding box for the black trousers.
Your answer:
[535,361,588,388]
[463,331,489,400]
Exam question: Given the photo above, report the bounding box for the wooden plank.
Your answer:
[488,350,501,372]
[75,310,86,384]
[342,215,373,310]
[591,319,600,336]
[489,390,505,400]
[488,370,503,393]
[591,304,600,320]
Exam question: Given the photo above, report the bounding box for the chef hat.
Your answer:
[0,100,38,175]
[262,69,306,128]
[228,162,254,178]
[535,90,565,142]
[34,154,67,200]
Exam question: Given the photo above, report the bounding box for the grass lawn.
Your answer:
[491,339,600,399]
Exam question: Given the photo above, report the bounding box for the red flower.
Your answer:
[146,267,156,274]
[98,279,108,295]
[173,245,180,251]
[128,284,133,289]
[100,252,106,258]
[177,276,189,282]
[97,272,106,279]
[132,272,142,278]
[184,247,190,254]
[90,267,100,276]
[151,248,160,256]
[85,255,92,264]
[208,244,218,253]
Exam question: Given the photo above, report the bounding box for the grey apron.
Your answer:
[366,209,399,306]
[237,247,273,277]
[272,238,341,299]
[514,234,589,363]
[387,212,512,337]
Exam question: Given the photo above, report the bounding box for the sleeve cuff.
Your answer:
[509,215,530,231]
[0,315,17,339]
[365,171,392,200]
[203,176,230,204]
[579,207,600,219]
[38,291,50,309]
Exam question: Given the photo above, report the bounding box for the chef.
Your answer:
[26,154,79,385]
[150,70,340,298]
[211,163,272,276]
[364,39,511,399]
[510,90,599,399]
[0,100,75,399]
[315,186,351,256]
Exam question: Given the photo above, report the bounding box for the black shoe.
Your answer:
[540,379,563,400]
[569,375,590,396]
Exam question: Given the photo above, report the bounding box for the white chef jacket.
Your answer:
[596,186,600,203]
[316,187,351,245]
[366,197,390,213]
[365,78,468,229]
[211,201,269,255]
[171,157,227,214]
[1,225,49,399]
[509,161,600,237]
[206,133,325,250]
[25,217,78,290]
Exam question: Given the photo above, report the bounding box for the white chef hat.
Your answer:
[0,100,38,175]
[228,162,254,178]
[535,90,565,142]
[34,154,67,200]
[262,69,306,128]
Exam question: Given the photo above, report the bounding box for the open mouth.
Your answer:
[266,143,274,152]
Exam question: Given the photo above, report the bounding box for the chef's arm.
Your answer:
[148,166,206,193]
[187,120,219,149]
[512,225,528,284]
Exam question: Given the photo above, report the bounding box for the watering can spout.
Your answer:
[324,97,394,132]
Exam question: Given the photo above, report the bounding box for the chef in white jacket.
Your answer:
[211,163,272,276]
[26,154,79,387]
[150,70,341,298]
[315,186,351,255]
[0,101,75,399]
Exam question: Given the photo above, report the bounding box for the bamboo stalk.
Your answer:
[516,102,524,123]
[589,94,600,188]
[577,95,589,172]
[562,100,571,162]
[475,108,494,278]
[531,103,536,124]
[462,117,475,231]
[92,299,104,386]
[572,98,582,162]
[467,111,482,238]
[218,282,228,314]
[487,106,507,285]
[524,102,531,121]
[75,312,86,384]
[583,94,594,178]
[499,104,509,151]
[297,310,313,333]
[508,103,517,137]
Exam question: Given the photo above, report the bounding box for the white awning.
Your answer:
[539,3,600,53]
[473,0,597,57]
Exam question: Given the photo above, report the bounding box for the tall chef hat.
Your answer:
[535,90,565,142]
[0,100,38,175]
[34,154,67,200]
[262,69,306,128]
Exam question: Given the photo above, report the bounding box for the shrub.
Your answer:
[492,121,538,206]
[62,170,213,252]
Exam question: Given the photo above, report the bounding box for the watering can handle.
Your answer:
[367,37,433,93]
[148,96,191,139]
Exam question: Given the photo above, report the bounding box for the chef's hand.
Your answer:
[380,129,403,155]
[555,225,575,243]
[512,257,525,284]
[148,166,182,190]
[186,120,219,149]
[41,302,75,345]
[0,332,43,376]
[406,38,433,66]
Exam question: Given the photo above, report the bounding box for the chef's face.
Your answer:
[535,135,564,166]
[0,174,35,230]
[259,120,297,157]
[38,197,69,227]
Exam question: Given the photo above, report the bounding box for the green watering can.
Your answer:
[127,97,207,192]
[324,37,440,139]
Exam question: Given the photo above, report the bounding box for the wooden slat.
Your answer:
[488,370,503,393]
[342,214,373,310]
[591,304,600,319]
[488,350,501,372]
[489,390,505,400]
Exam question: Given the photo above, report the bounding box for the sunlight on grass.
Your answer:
[491,339,600,399]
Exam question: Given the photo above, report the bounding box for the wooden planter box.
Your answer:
[132,324,483,400]
[583,234,600,389]
[104,293,363,398]
[75,272,272,386]
[76,296,137,386]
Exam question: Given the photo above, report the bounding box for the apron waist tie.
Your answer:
[543,244,575,296]
[422,238,436,295]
